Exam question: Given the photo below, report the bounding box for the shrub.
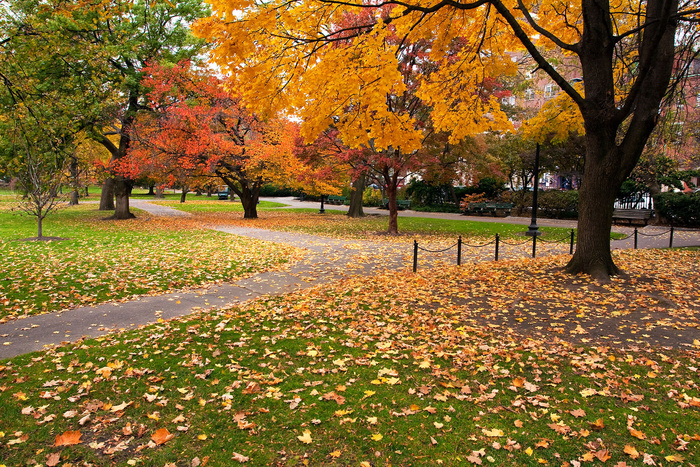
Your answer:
[362,187,383,207]
[654,192,700,226]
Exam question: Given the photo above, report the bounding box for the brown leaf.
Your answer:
[629,428,646,440]
[151,428,175,445]
[46,452,61,467]
[569,408,586,418]
[594,450,611,462]
[55,430,82,446]
[232,452,249,463]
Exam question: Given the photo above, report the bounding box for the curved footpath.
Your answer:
[1,199,698,359]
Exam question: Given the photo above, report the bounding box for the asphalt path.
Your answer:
[1,198,698,359]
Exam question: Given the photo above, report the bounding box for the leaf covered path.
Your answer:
[1,200,699,360]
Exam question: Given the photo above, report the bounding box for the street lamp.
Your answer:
[319,194,325,214]
[526,143,542,237]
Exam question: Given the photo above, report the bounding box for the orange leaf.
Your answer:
[624,445,640,459]
[594,449,611,462]
[54,430,81,447]
[629,428,646,440]
[151,428,175,445]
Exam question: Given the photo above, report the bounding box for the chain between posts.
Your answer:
[412,229,577,272]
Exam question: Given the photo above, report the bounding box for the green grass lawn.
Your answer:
[0,249,698,466]
[0,204,299,322]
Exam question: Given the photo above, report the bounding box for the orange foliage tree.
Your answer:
[120,62,307,218]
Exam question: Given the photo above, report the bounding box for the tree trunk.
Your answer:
[37,214,43,239]
[347,174,366,218]
[180,187,188,203]
[148,184,155,196]
[70,189,79,205]
[110,177,135,219]
[155,186,165,199]
[239,183,259,219]
[564,158,621,280]
[99,177,115,210]
[385,171,399,234]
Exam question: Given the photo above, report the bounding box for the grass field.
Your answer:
[0,203,301,322]
[0,249,698,466]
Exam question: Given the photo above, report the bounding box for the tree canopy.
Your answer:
[196,0,700,279]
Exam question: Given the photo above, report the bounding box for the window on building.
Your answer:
[525,89,535,100]
[544,83,559,98]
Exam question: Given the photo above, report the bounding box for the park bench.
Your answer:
[382,199,412,210]
[327,195,348,205]
[612,209,653,226]
[463,202,513,217]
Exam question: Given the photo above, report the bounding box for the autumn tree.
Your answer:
[2,0,210,219]
[123,62,306,218]
[196,0,700,278]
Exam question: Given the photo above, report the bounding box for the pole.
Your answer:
[669,226,674,248]
[319,195,325,214]
[634,228,638,249]
[413,240,418,273]
[526,143,542,237]
[569,229,575,255]
[532,234,537,258]
[495,234,500,261]
[457,236,462,266]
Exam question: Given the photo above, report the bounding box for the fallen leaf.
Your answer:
[151,428,174,445]
[297,430,312,444]
[55,430,81,446]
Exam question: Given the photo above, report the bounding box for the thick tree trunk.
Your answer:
[37,215,43,239]
[564,158,621,280]
[99,178,115,210]
[180,188,188,203]
[239,184,259,219]
[70,189,79,206]
[110,177,135,219]
[347,174,366,218]
[155,186,165,199]
[148,184,155,196]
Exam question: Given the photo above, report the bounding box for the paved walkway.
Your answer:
[1,199,698,359]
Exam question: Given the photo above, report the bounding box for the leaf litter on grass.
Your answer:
[1,248,699,466]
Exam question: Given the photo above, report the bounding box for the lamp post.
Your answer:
[526,143,542,237]
[319,194,325,214]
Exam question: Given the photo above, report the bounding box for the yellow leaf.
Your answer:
[197,434,208,440]
[371,433,383,441]
[483,428,505,437]
[665,454,684,462]
[329,450,341,458]
[297,429,312,444]
[525,447,533,456]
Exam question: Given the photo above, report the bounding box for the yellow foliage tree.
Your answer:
[195,0,700,279]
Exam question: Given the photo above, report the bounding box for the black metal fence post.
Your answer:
[669,226,674,248]
[569,229,575,255]
[457,236,462,266]
[495,234,500,261]
[531,234,537,258]
[413,240,418,273]
[634,228,638,249]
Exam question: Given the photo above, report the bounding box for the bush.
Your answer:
[504,190,579,219]
[362,187,383,207]
[654,192,700,226]
[259,184,302,197]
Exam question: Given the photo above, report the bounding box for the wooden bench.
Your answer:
[381,199,412,210]
[463,202,513,217]
[327,195,348,205]
[612,209,653,226]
